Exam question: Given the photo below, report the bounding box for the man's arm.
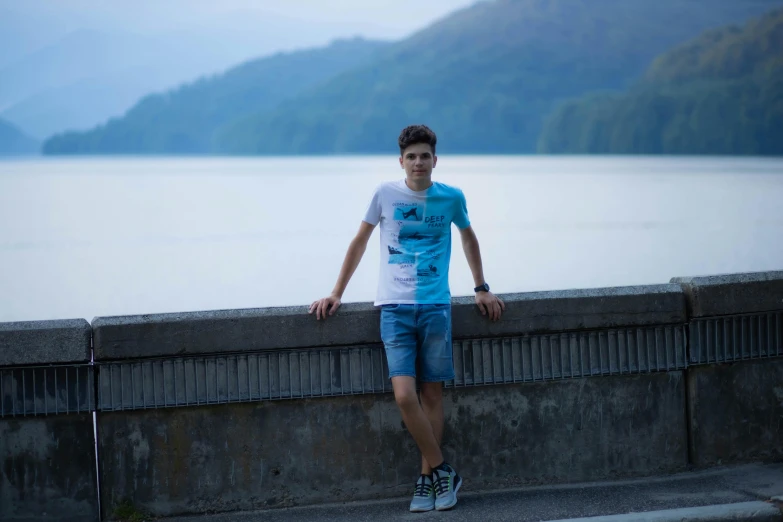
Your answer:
[309,221,376,320]
[458,225,505,321]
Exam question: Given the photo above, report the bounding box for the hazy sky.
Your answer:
[1,0,480,62]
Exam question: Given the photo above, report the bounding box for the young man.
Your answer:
[309,125,504,512]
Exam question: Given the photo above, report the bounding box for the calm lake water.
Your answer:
[1,155,781,322]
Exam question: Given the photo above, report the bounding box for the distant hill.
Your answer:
[212,0,780,155]
[0,118,39,155]
[538,8,783,155]
[42,38,389,154]
[43,0,781,156]
[0,5,387,140]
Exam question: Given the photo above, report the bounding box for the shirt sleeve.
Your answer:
[362,184,383,225]
[453,188,471,229]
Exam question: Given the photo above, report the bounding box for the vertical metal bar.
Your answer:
[597,332,604,375]
[257,355,262,401]
[139,362,147,408]
[181,359,187,406]
[741,316,746,360]
[360,349,365,394]
[548,336,555,380]
[22,370,26,417]
[119,364,126,410]
[288,352,294,398]
[1,370,4,417]
[32,369,37,416]
[723,317,729,361]
[652,328,659,371]
[328,350,333,396]
[758,314,764,358]
[214,357,219,403]
[44,368,49,415]
[636,329,642,373]
[234,355,239,402]
[569,333,575,378]
[768,313,774,358]
[267,354,272,400]
[276,352,282,399]
[247,355,253,400]
[53,368,58,415]
[78,366,82,411]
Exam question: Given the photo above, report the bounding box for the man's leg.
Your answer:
[380,305,446,470]
[417,304,462,511]
[391,376,444,469]
[419,381,444,475]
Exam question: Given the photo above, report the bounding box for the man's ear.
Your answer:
[399,156,404,169]
[433,155,438,168]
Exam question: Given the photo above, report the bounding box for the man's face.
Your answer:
[399,143,437,180]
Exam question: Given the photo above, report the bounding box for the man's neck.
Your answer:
[405,177,433,192]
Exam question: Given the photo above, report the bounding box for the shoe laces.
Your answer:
[433,469,451,495]
[414,475,433,497]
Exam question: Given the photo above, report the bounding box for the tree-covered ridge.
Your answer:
[210,0,782,155]
[41,0,782,156]
[42,37,389,155]
[538,8,783,155]
[0,117,39,155]
[646,8,783,83]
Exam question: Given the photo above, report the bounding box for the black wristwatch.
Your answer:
[474,283,490,293]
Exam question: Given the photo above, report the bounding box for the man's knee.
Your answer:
[394,387,419,411]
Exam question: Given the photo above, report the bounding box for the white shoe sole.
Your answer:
[435,479,462,511]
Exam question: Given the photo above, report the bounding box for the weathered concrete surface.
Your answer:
[671,271,783,317]
[0,319,91,366]
[160,463,783,522]
[0,414,98,521]
[92,284,686,360]
[688,358,783,466]
[97,372,686,518]
[451,284,686,340]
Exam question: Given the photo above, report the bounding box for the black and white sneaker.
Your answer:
[432,463,462,511]
[409,474,435,512]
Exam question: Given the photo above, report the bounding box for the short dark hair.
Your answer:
[398,125,437,155]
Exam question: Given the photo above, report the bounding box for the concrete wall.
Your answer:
[687,358,783,466]
[673,272,783,467]
[97,373,686,517]
[0,319,98,522]
[0,415,98,522]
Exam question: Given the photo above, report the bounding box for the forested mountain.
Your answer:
[211,0,779,155]
[42,38,388,154]
[538,8,783,155]
[42,0,781,155]
[0,118,39,155]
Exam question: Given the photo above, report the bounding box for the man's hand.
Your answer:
[309,295,342,320]
[476,291,505,321]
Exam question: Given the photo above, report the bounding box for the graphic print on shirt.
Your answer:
[390,201,447,281]
[393,202,423,221]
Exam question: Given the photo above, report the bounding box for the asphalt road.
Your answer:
[162,463,783,522]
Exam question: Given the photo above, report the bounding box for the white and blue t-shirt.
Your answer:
[363,179,471,305]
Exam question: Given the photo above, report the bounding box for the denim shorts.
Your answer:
[379,303,455,383]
